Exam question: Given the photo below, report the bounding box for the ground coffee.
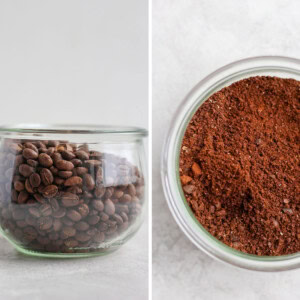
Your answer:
[180,76,299,256]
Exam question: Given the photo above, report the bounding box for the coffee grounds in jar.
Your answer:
[180,76,299,256]
[0,140,144,253]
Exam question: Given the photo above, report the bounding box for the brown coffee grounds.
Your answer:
[179,76,300,256]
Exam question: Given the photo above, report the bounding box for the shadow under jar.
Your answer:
[0,125,147,258]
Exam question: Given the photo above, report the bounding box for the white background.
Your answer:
[0,1,148,300]
[0,0,148,128]
[153,0,300,299]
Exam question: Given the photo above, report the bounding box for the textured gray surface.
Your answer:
[153,0,300,299]
[0,221,148,300]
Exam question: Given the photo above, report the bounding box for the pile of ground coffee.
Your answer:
[180,76,299,256]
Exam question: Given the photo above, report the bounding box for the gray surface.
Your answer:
[153,0,300,299]
[0,221,148,300]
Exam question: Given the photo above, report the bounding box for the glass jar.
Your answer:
[0,124,147,258]
[162,56,300,271]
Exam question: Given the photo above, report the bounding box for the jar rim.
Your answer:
[161,55,300,271]
[0,123,148,137]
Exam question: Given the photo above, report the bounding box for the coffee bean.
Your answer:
[42,185,58,199]
[77,203,89,217]
[55,160,74,171]
[75,167,88,176]
[19,164,34,177]
[75,151,89,161]
[0,139,144,254]
[74,221,89,231]
[49,198,59,211]
[38,153,53,167]
[61,226,76,238]
[100,212,109,221]
[28,207,41,218]
[40,204,52,216]
[58,171,73,179]
[61,192,79,207]
[92,199,104,212]
[64,176,82,186]
[29,173,41,188]
[40,168,54,185]
[23,148,38,160]
[52,208,66,218]
[67,210,82,222]
[75,232,91,242]
[37,217,53,230]
[18,190,29,204]
[61,150,76,161]
[64,238,78,248]
[112,214,123,225]
[14,181,25,192]
[87,215,100,225]
[25,179,34,194]
[83,174,95,190]
[23,227,38,241]
[104,199,115,215]
[53,219,62,232]
[71,159,82,167]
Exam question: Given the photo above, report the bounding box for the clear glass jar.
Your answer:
[0,124,147,258]
[162,56,300,271]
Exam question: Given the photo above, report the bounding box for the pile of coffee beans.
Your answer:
[0,139,145,254]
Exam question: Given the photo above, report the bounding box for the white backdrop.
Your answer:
[153,0,300,299]
[0,0,148,129]
[0,1,148,300]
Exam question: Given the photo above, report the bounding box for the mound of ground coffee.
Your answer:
[180,76,299,256]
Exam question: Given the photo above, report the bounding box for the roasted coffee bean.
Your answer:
[53,219,62,232]
[112,214,123,225]
[49,198,59,211]
[28,207,41,218]
[75,167,88,176]
[40,204,52,216]
[40,168,54,186]
[58,171,73,179]
[14,181,25,192]
[75,221,89,231]
[67,210,82,222]
[93,232,105,243]
[71,159,82,167]
[75,232,91,242]
[61,193,79,207]
[25,179,35,194]
[104,199,115,215]
[0,139,144,254]
[64,176,82,186]
[52,208,66,218]
[37,217,53,230]
[29,173,41,188]
[61,150,76,161]
[19,164,34,177]
[75,151,89,161]
[23,148,38,160]
[100,212,109,221]
[42,185,58,198]
[64,238,78,248]
[61,226,76,238]
[92,199,104,212]
[17,191,29,204]
[55,160,74,171]
[38,153,53,167]
[77,203,89,218]
[83,174,95,190]
[87,215,100,225]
